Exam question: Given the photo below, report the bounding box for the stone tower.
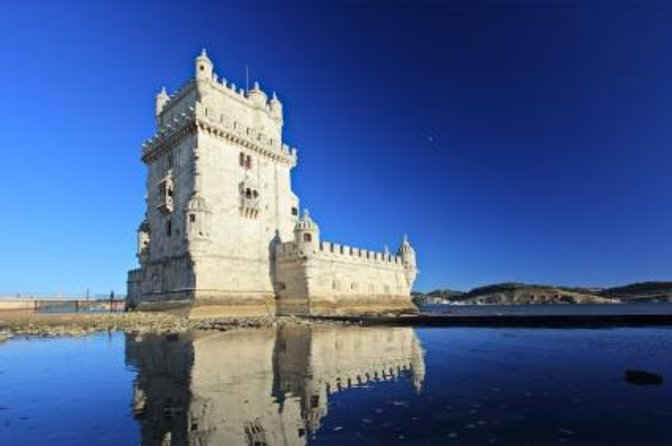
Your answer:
[128,50,299,312]
[127,50,418,315]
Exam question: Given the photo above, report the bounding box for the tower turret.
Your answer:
[155,87,169,116]
[195,48,213,81]
[269,91,283,123]
[397,234,417,287]
[137,218,150,265]
[294,209,320,253]
[185,194,211,253]
[155,87,169,126]
[247,81,268,109]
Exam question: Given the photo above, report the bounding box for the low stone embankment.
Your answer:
[0,311,354,340]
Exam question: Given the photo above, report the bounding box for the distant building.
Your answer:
[127,50,417,315]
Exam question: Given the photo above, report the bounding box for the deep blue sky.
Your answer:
[1,0,671,295]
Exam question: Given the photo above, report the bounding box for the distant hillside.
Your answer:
[413,281,672,305]
[457,282,612,305]
[600,282,672,302]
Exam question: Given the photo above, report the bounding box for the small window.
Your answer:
[291,207,298,216]
[166,220,172,237]
[199,64,204,71]
[245,155,252,169]
[189,214,196,223]
[303,233,312,242]
[239,152,245,166]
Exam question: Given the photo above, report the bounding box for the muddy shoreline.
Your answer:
[3,309,672,341]
[0,311,356,340]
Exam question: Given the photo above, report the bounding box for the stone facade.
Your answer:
[127,50,418,315]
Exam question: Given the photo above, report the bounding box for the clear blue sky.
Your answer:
[1,0,671,295]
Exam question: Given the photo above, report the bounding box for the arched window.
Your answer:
[245,155,252,169]
[239,152,245,167]
[303,233,312,242]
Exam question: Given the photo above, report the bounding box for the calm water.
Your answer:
[421,302,672,316]
[1,326,671,445]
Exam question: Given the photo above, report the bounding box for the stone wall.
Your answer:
[275,239,415,315]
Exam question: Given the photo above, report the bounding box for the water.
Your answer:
[1,326,671,444]
[421,302,672,316]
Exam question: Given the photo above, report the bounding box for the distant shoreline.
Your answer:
[2,302,672,341]
[414,281,672,305]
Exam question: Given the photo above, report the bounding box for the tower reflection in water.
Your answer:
[125,326,425,445]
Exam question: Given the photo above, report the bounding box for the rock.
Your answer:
[625,369,663,385]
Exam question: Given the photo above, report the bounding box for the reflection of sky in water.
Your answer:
[0,327,671,445]
[0,332,138,445]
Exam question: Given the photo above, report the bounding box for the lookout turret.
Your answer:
[195,48,213,81]
[248,81,268,110]
[294,210,320,252]
[269,91,283,123]
[398,234,417,286]
[155,87,169,123]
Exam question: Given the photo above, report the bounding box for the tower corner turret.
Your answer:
[269,91,283,123]
[247,81,268,110]
[294,209,320,253]
[398,234,418,287]
[195,48,213,81]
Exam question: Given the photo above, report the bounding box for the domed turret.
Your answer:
[247,81,268,109]
[185,193,211,253]
[137,218,150,265]
[195,48,213,81]
[155,86,169,120]
[269,91,283,122]
[397,234,417,287]
[294,209,320,251]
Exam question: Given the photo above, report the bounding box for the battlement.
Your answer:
[276,240,404,266]
[158,75,282,123]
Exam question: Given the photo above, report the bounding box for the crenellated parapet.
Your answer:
[275,239,405,267]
